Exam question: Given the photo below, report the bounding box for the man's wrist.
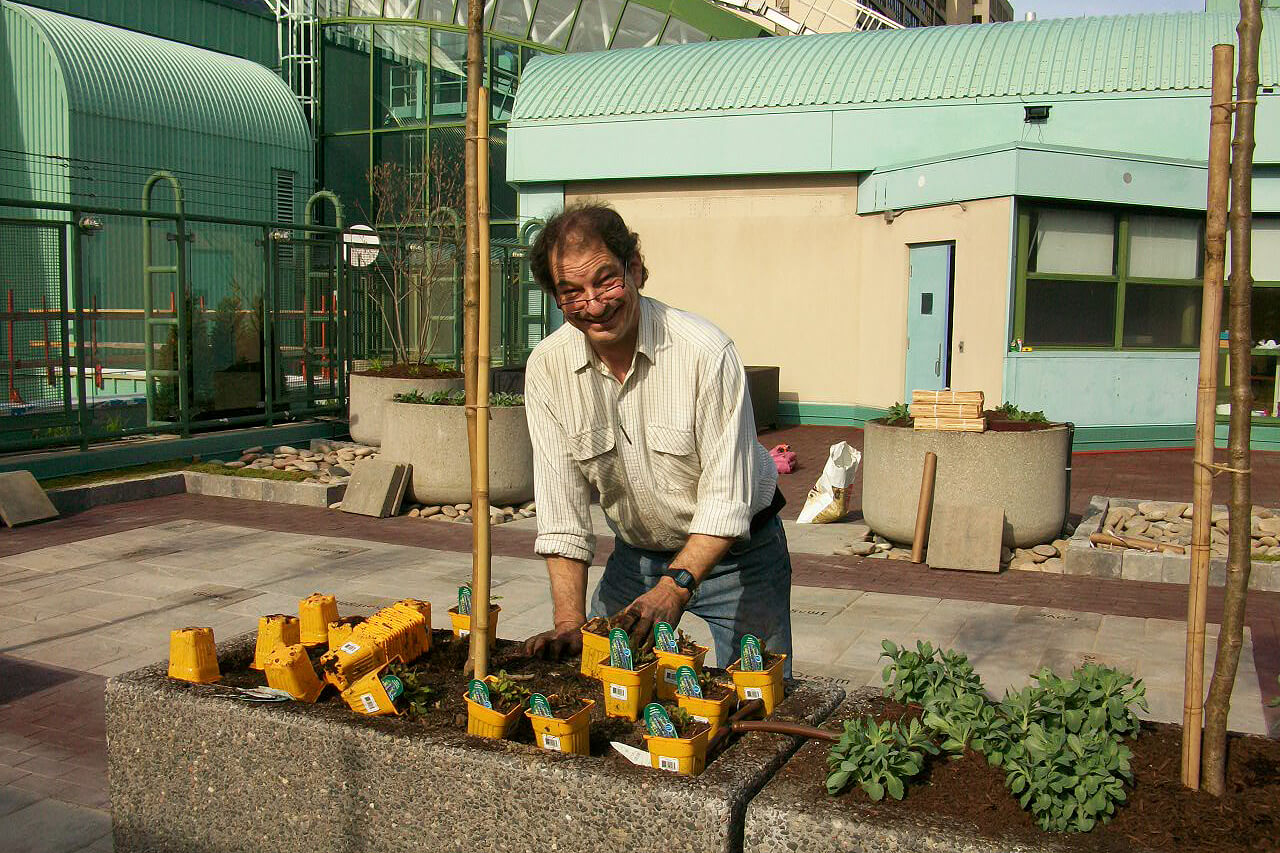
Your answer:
[659,575,694,604]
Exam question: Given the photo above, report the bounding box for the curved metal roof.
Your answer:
[12,2,310,153]
[512,11,1280,122]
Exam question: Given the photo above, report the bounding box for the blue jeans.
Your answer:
[589,516,793,678]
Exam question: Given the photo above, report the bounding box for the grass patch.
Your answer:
[41,460,312,490]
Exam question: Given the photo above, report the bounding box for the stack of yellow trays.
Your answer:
[319,599,431,691]
[910,390,986,432]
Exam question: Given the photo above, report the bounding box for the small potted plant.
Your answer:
[448,584,500,642]
[463,671,530,739]
[673,665,737,732]
[653,621,708,701]
[579,614,623,679]
[524,691,595,755]
[642,703,711,776]
[726,634,787,715]
[596,629,657,721]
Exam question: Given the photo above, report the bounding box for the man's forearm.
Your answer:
[545,555,590,627]
[672,533,735,584]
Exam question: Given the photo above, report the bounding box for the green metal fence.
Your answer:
[0,191,349,454]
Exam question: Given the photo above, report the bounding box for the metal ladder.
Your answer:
[266,0,319,143]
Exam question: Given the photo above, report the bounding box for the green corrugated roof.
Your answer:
[512,12,1280,122]
[11,1,309,151]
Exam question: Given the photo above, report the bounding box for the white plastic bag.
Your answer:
[796,441,861,524]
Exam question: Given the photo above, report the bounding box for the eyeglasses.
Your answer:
[557,279,625,315]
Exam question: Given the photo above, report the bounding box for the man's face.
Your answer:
[549,235,642,353]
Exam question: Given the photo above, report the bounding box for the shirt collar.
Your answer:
[569,295,658,373]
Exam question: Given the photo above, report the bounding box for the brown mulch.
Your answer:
[790,699,1279,852]
[352,364,461,379]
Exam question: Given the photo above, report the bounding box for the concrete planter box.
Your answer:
[182,471,344,508]
[745,693,1065,853]
[106,632,843,853]
[348,373,464,446]
[381,402,533,506]
[862,420,1071,548]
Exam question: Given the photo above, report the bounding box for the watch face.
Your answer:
[672,570,695,590]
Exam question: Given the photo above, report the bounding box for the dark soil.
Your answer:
[878,410,1060,432]
[222,629,726,762]
[788,697,1279,853]
[353,363,462,379]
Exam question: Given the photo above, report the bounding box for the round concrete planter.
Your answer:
[861,420,1070,548]
[381,401,534,505]
[347,372,463,446]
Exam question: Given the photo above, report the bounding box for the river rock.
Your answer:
[1032,544,1058,557]
[1258,517,1280,537]
[442,505,459,518]
[1260,536,1279,547]
[1123,517,1149,535]
[328,501,342,510]
[295,460,319,472]
[1039,557,1064,574]
[353,446,374,457]
[887,548,912,561]
[456,503,471,512]
[274,445,299,455]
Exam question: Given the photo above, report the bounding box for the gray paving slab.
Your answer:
[0,796,109,853]
[0,470,59,527]
[340,459,409,517]
[925,503,1005,572]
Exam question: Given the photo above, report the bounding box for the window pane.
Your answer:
[1029,209,1115,276]
[493,0,534,39]
[490,38,520,121]
[1129,214,1201,279]
[529,0,577,49]
[1122,284,1201,348]
[323,134,372,222]
[374,26,430,129]
[350,0,383,14]
[418,0,454,20]
[611,3,665,49]
[658,20,708,45]
[489,127,516,221]
[429,126,466,215]
[322,25,371,133]
[568,0,624,52]
[1024,279,1116,346]
[382,0,417,16]
[430,31,467,123]
[1249,218,1280,281]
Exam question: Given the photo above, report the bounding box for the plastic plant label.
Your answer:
[654,622,678,653]
[380,675,404,703]
[691,714,709,724]
[540,733,562,752]
[340,641,360,654]
[528,693,554,718]
[359,693,379,714]
[743,687,763,700]
[644,703,678,738]
[675,666,703,699]
[608,628,633,670]
[457,585,472,616]
[609,684,629,700]
[658,756,681,772]
[739,634,764,672]
[467,678,492,709]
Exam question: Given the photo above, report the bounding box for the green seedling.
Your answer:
[826,715,938,801]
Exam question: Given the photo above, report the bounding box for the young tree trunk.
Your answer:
[461,0,483,674]
[1181,42,1234,791]
[1201,0,1260,796]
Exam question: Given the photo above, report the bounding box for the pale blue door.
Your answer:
[905,243,954,398]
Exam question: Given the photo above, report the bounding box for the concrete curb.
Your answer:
[46,472,187,515]
[107,631,844,853]
[182,471,345,508]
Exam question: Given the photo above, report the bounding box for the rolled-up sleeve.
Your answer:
[689,343,756,540]
[526,358,595,563]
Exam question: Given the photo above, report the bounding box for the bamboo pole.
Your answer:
[911,451,938,564]
[1181,43,1235,791]
[1203,0,1261,796]
[461,0,482,674]
[469,87,493,681]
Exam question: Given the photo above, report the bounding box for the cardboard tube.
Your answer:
[911,451,938,563]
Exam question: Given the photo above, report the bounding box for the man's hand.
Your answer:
[523,621,585,660]
[619,577,691,649]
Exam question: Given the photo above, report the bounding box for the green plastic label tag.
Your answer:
[654,621,679,653]
[467,678,491,709]
[528,692,554,718]
[608,628,633,670]
[675,666,703,699]
[644,703,678,738]
[380,675,404,703]
[457,585,472,616]
[740,634,764,672]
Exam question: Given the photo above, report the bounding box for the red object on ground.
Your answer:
[770,443,797,474]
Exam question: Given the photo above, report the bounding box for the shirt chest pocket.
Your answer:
[646,424,700,494]
[568,427,620,493]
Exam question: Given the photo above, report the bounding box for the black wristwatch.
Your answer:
[667,569,699,594]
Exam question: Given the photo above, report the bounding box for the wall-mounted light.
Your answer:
[270,229,293,242]
[1024,105,1051,125]
[77,214,103,233]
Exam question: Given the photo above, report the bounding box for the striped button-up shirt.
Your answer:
[526,296,777,563]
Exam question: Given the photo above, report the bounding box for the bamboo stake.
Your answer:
[469,87,493,681]
[461,0,482,674]
[1182,43,1234,791]
[1203,0,1260,796]
[911,451,938,564]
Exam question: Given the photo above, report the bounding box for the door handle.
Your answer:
[935,344,941,377]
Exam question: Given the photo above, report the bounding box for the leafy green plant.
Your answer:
[490,670,531,708]
[995,401,1049,424]
[388,665,436,717]
[880,640,985,707]
[103,414,127,434]
[392,389,524,407]
[367,356,385,373]
[1003,723,1134,833]
[392,389,428,404]
[883,401,910,423]
[826,715,938,800]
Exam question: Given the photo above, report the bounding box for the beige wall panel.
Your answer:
[564,179,1013,412]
